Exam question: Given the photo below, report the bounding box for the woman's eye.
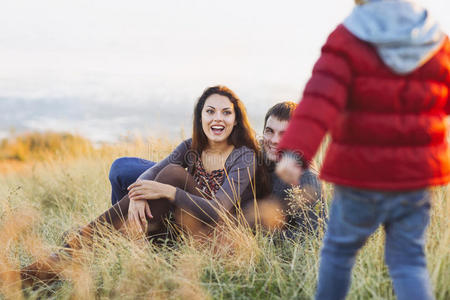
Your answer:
[223,110,232,115]
[206,109,214,114]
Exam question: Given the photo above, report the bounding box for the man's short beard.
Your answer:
[261,149,276,171]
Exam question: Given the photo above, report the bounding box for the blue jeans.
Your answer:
[316,185,433,300]
[108,157,156,205]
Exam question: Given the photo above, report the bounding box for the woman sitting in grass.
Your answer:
[21,85,272,285]
[109,101,325,238]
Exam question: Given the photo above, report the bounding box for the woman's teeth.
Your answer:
[211,125,225,134]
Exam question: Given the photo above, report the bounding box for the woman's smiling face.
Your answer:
[201,94,236,145]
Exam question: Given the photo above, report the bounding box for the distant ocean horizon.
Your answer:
[1,93,280,144]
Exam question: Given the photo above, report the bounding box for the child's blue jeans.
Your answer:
[315,185,433,300]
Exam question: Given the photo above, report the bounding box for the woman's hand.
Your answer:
[128,180,177,202]
[126,180,176,232]
[275,155,303,185]
[128,199,153,233]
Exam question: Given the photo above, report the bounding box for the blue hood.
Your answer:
[343,0,445,74]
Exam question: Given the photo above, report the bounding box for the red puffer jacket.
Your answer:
[279,25,450,190]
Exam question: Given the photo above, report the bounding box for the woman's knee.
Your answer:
[154,164,188,187]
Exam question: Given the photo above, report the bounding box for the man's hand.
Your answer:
[275,155,303,185]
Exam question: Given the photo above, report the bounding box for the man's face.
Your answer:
[263,116,289,162]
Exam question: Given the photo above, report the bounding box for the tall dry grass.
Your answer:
[0,132,448,299]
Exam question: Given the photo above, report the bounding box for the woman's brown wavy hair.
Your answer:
[191,85,271,197]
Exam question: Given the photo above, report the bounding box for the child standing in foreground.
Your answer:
[276,0,449,299]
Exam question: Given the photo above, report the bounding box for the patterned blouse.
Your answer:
[193,158,226,199]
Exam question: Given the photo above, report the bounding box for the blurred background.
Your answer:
[1,0,449,143]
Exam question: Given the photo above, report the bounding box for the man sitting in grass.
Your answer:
[109,101,324,236]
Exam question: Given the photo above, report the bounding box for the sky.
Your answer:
[1,0,449,142]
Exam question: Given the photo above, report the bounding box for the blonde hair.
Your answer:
[354,0,367,5]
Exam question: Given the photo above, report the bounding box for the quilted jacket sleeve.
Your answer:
[442,38,450,115]
[278,26,353,166]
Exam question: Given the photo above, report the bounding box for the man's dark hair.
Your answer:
[263,101,297,129]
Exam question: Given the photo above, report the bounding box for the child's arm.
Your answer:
[278,34,353,167]
[442,38,450,115]
[446,78,450,115]
[446,94,450,115]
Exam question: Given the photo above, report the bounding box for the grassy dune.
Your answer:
[0,133,448,299]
